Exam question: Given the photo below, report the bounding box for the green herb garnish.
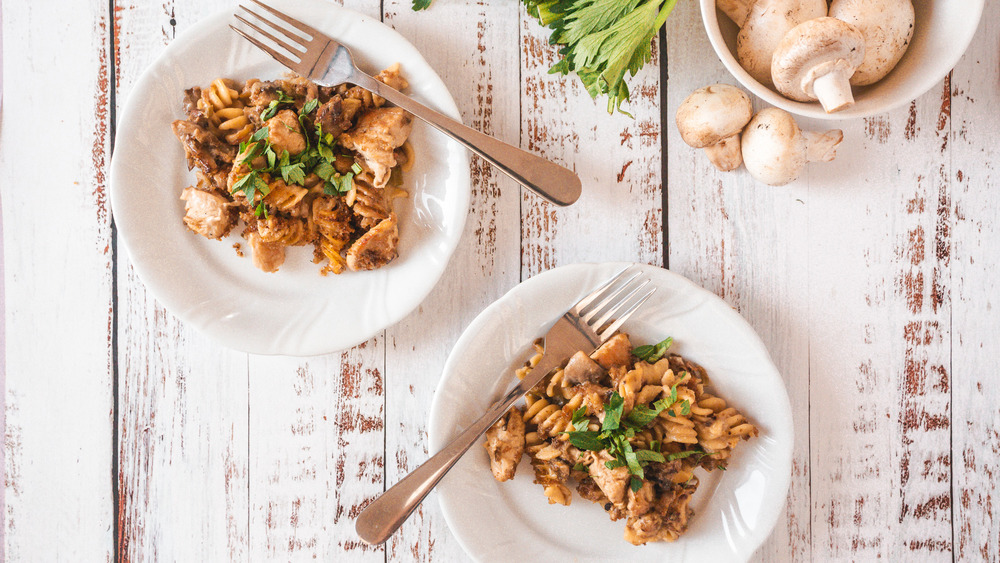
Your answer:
[632,336,673,362]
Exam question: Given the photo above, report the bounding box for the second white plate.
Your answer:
[429,262,793,562]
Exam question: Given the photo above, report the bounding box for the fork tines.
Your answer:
[230,0,327,74]
[573,267,655,340]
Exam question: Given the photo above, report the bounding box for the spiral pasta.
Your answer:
[483,333,759,546]
[171,68,415,275]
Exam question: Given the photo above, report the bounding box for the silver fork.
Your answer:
[230,0,582,207]
[354,267,655,545]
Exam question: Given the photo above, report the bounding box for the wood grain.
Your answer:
[518,4,663,279]
[950,3,1000,561]
[664,3,812,561]
[0,0,116,559]
[113,2,252,560]
[380,0,521,559]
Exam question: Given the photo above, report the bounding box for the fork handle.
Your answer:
[352,73,582,207]
[354,352,563,545]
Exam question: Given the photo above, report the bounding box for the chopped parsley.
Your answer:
[231,97,362,214]
[563,389,699,492]
[631,336,672,362]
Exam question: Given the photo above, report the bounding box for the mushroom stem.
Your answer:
[811,70,855,113]
[704,134,744,171]
[803,129,844,162]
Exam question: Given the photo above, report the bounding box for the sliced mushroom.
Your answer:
[829,0,914,86]
[741,108,843,186]
[736,0,827,88]
[563,351,607,385]
[676,84,754,172]
[771,17,866,113]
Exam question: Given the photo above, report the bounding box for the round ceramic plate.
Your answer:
[429,262,793,562]
[109,0,469,356]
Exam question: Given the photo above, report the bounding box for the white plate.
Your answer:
[429,262,793,562]
[109,0,469,356]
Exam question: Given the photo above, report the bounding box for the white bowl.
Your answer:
[699,0,984,119]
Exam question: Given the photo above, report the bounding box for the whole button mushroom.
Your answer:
[676,84,754,172]
[734,0,827,88]
[829,0,915,86]
[741,108,844,186]
[771,17,866,113]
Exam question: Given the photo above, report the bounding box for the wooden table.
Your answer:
[2,0,999,560]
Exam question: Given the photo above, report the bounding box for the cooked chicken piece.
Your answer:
[314,96,354,139]
[246,230,285,273]
[563,351,607,385]
[484,407,525,482]
[338,107,412,188]
[624,512,665,545]
[180,187,236,239]
[375,64,409,91]
[172,120,235,173]
[246,79,282,110]
[587,450,630,505]
[626,480,655,518]
[591,333,632,370]
[265,109,306,156]
[346,214,399,271]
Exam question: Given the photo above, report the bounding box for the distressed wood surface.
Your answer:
[0,0,116,560]
[3,0,1000,561]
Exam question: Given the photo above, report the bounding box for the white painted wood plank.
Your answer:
[243,1,389,560]
[248,347,385,560]
[113,1,252,560]
[805,82,953,559]
[949,5,1000,561]
[518,4,663,279]
[663,3,810,560]
[381,0,521,560]
[0,0,115,560]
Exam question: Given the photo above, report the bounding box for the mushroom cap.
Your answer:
[740,108,806,186]
[829,0,915,86]
[736,0,827,88]
[771,17,866,102]
[675,84,753,149]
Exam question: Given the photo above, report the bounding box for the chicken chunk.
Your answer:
[346,213,399,271]
[172,120,235,174]
[587,450,630,505]
[563,351,607,385]
[338,107,412,188]
[246,230,286,273]
[265,109,306,156]
[483,407,525,482]
[591,333,632,370]
[180,187,237,239]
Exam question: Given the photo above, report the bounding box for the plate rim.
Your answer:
[428,261,794,562]
[108,0,471,356]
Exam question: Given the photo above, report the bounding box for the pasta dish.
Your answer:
[484,334,758,545]
[171,65,414,274]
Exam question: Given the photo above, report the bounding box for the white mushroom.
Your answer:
[741,108,843,186]
[736,0,827,88]
[717,0,752,27]
[676,84,754,172]
[771,17,866,113]
[829,0,915,86]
